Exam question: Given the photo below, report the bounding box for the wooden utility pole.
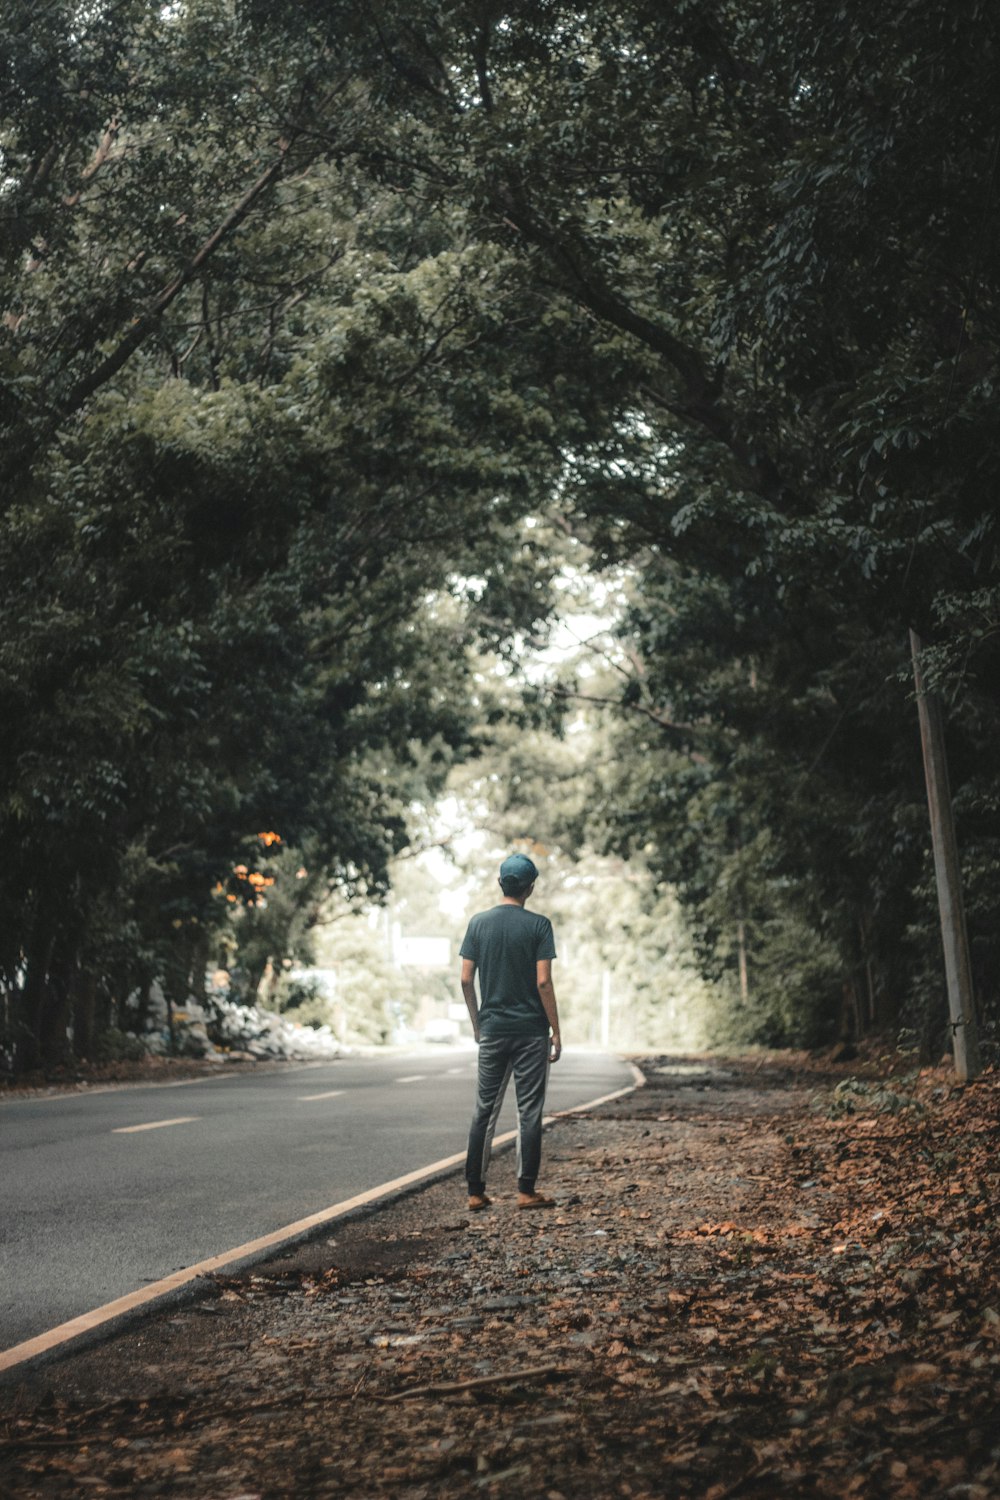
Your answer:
[909,630,982,1080]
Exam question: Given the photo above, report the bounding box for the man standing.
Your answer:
[460,852,562,1211]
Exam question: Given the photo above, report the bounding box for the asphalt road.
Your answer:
[0,1047,632,1353]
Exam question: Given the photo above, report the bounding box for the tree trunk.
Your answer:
[909,630,982,1081]
[246,957,269,1000]
[840,980,862,1043]
[37,947,74,1070]
[73,975,98,1061]
[95,980,114,1038]
[188,930,211,1004]
[17,930,55,1074]
[266,960,282,1007]
[736,920,749,1005]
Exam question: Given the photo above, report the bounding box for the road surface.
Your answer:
[0,1047,632,1353]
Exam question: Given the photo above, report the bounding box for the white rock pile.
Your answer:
[137,982,344,1062]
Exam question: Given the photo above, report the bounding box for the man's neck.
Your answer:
[501,895,527,908]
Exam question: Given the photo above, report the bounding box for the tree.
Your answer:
[5,0,1000,1071]
[321,0,1000,1057]
[1,16,577,1071]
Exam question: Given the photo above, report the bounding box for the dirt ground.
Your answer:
[2,1054,998,1499]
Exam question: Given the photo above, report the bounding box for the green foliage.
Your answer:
[3,0,1000,1069]
[821,1076,926,1119]
[275,978,331,1031]
[0,8,572,1070]
[92,1028,148,1065]
[354,0,1000,1052]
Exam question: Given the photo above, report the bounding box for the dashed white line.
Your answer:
[297,1090,343,1102]
[112,1116,199,1135]
[445,1067,467,1075]
[395,1074,427,1083]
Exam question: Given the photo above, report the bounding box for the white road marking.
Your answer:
[549,1076,645,1117]
[297,1090,343,1102]
[445,1067,467,1075]
[0,1070,643,1374]
[111,1116,199,1134]
[395,1074,426,1083]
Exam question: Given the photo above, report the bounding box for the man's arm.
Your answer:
[461,957,480,1042]
[537,959,561,1062]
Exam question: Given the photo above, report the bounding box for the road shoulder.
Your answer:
[3,1054,998,1499]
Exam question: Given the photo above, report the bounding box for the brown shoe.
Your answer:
[517,1192,556,1210]
[468,1193,492,1212]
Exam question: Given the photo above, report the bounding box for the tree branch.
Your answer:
[62,117,122,208]
[473,10,494,113]
[0,135,299,490]
[550,683,698,737]
[492,186,800,512]
[65,143,294,411]
[494,184,716,401]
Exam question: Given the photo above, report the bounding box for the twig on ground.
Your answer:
[380,1363,571,1402]
[714,1459,768,1498]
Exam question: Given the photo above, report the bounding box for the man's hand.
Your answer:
[537,959,560,1063]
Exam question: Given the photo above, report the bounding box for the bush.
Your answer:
[277,977,333,1030]
[92,1027,148,1063]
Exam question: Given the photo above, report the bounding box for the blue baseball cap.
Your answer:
[499,853,539,890]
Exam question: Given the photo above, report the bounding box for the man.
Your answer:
[460,852,562,1211]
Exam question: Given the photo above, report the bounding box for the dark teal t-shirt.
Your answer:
[460,905,557,1038]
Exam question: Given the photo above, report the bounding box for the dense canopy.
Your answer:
[1,0,998,1073]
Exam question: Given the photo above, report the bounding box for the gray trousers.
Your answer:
[465,1033,550,1195]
